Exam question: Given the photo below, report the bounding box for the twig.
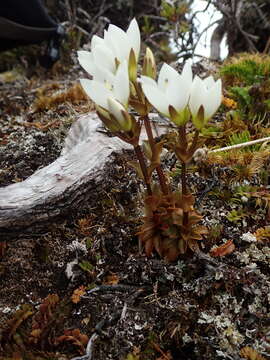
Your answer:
[210,136,270,153]
[83,284,139,297]
[69,310,122,360]
[70,333,98,360]
[192,19,220,58]
[193,136,270,161]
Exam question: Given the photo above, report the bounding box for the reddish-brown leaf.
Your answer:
[210,240,235,257]
[71,286,86,304]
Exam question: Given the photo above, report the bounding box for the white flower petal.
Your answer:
[91,35,104,49]
[126,18,141,60]
[107,97,125,120]
[91,65,115,86]
[92,45,116,73]
[181,60,193,88]
[113,60,130,106]
[107,97,131,130]
[203,75,215,89]
[77,50,96,76]
[140,75,157,87]
[80,79,112,110]
[107,24,131,61]
[166,77,190,111]
[189,76,206,116]
[204,79,222,119]
[142,84,170,116]
[166,61,192,109]
[158,63,180,91]
[103,30,118,62]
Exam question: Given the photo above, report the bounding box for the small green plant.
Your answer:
[226,209,246,223]
[229,184,253,205]
[228,130,261,151]
[79,260,94,273]
[207,224,224,244]
[228,86,251,108]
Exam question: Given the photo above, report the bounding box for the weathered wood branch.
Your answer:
[210,18,226,60]
[0,113,166,239]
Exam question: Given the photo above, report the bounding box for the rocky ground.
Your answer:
[0,46,269,360]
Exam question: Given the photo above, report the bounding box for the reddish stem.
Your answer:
[178,125,189,227]
[134,144,152,196]
[142,115,169,195]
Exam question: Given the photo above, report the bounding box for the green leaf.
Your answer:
[79,260,93,272]
[229,86,252,107]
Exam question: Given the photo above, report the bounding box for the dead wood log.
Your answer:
[0,113,167,239]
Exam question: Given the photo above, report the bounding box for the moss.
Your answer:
[220,53,270,87]
[219,54,270,126]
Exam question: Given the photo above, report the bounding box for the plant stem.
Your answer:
[188,129,199,156]
[181,162,189,227]
[181,161,187,195]
[178,124,189,227]
[134,144,152,196]
[142,115,169,195]
[178,125,188,149]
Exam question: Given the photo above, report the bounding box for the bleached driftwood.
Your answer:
[0,113,166,239]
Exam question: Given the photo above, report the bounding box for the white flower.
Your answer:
[103,19,140,62]
[189,75,222,129]
[80,60,130,110]
[80,60,132,131]
[140,61,192,125]
[77,18,140,81]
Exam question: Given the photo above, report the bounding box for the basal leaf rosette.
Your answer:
[138,190,207,261]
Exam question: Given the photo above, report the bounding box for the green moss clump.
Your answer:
[220,54,270,129]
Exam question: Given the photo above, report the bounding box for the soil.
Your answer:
[0,47,269,360]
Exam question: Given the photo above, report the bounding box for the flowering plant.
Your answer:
[78,19,222,261]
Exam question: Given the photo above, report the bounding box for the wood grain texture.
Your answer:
[0,113,167,239]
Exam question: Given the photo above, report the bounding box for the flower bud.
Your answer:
[96,105,121,132]
[107,97,132,132]
[142,47,157,79]
[128,48,137,82]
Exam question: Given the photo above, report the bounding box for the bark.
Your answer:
[210,18,226,60]
[0,113,166,240]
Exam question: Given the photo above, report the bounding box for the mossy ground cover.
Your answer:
[0,49,269,359]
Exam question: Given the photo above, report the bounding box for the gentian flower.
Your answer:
[80,60,129,108]
[140,61,192,126]
[189,75,222,129]
[77,18,140,82]
[80,60,132,131]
